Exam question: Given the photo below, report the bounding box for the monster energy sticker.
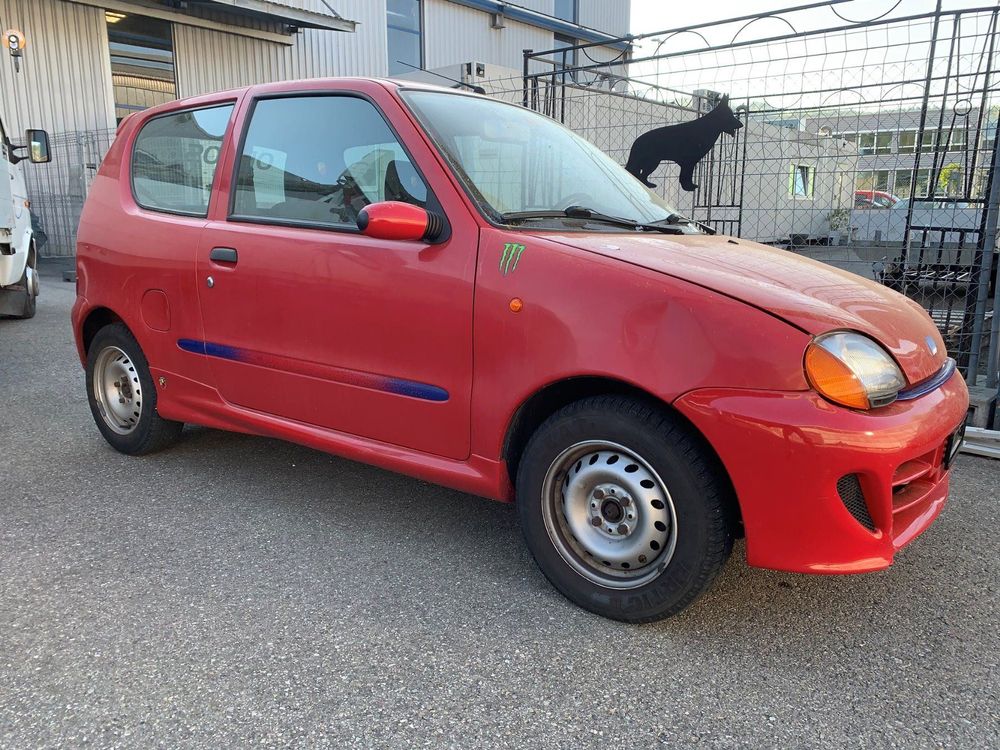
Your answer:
[499,243,526,276]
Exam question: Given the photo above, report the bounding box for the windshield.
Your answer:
[401,90,678,226]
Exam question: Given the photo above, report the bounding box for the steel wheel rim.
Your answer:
[92,346,142,435]
[541,440,679,590]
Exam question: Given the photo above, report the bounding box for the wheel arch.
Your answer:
[502,376,744,534]
[80,306,130,355]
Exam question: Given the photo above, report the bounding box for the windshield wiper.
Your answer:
[501,206,685,234]
[655,212,717,235]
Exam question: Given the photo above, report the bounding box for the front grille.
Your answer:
[837,474,876,531]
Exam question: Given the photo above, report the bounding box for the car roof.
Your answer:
[131,77,465,121]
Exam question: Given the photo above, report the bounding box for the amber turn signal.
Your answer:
[804,332,906,410]
[804,343,870,409]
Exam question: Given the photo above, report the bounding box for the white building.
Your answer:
[0,0,630,135]
[0,1,629,255]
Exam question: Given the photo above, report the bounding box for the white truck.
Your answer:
[0,117,50,319]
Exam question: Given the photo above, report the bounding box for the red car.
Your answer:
[73,79,969,622]
[854,190,900,209]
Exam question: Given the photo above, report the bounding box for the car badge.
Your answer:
[499,243,526,276]
[925,336,938,356]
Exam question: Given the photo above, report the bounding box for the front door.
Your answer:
[196,92,475,460]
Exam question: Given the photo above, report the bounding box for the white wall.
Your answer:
[174,0,389,97]
[0,0,115,134]
[579,0,629,38]
[422,0,554,72]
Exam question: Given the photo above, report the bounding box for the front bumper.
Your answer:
[674,370,969,574]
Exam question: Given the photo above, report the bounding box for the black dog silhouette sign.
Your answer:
[625,95,743,191]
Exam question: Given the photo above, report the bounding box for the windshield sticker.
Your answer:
[500,243,526,276]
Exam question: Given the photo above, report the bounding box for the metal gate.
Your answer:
[492,0,1000,420]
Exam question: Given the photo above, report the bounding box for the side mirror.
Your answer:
[25,129,51,164]
[356,201,445,243]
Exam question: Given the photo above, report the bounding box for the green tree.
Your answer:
[937,162,963,196]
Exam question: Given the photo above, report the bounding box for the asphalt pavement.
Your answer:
[1,266,998,749]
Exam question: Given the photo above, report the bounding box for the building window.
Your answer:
[106,12,176,123]
[789,164,815,198]
[943,128,966,151]
[552,33,577,75]
[898,129,917,153]
[856,132,892,155]
[132,105,233,216]
[856,169,892,193]
[893,170,912,197]
[899,128,966,154]
[387,0,422,76]
[553,0,579,23]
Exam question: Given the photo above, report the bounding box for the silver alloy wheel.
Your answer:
[541,440,678,589]
[92,345,142,435]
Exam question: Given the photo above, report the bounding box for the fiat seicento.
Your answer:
[72,79,969,622]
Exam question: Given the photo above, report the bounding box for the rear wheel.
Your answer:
[6,265,37,319]
[516,395,734,623]
[86,323,183,454]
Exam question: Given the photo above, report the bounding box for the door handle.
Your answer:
[209,247,238,264]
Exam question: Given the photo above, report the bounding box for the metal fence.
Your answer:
[26,128,116,259]
[475,0,1000,421]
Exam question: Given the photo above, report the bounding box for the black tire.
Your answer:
[86,323,183,455]
[12,266,36,319]
[516,395,734,623]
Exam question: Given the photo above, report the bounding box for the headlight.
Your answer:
[804,332,906,409]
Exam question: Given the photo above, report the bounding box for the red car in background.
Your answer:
[72,79,969,622]
[855,189,900,208]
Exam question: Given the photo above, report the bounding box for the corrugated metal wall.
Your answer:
[484,1,630,39]
[422,1,628,77]
[579,0,629,38]
[174,0,388,97]
[0,0,628,130]
[0,0,115,134]
[6,0,629,258]
[423,0,554,71]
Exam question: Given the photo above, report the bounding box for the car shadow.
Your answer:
[144,424,910,635]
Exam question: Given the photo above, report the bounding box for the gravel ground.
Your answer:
[1,267,998,749]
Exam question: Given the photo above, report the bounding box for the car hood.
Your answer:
[539,232,946,384]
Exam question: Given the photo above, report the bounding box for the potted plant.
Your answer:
[826,208,851,246]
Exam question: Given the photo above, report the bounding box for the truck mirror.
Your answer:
[25,129,51,164]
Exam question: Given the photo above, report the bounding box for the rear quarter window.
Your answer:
[131,104,233,216]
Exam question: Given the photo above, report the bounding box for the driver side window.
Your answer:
[232,95,428,227]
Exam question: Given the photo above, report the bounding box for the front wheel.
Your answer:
[516,396,734,623]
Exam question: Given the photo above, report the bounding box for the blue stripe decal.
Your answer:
[176,338,449,402]
[178,338,243,360]
[896,357,957,401]
[383,378,450,402]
